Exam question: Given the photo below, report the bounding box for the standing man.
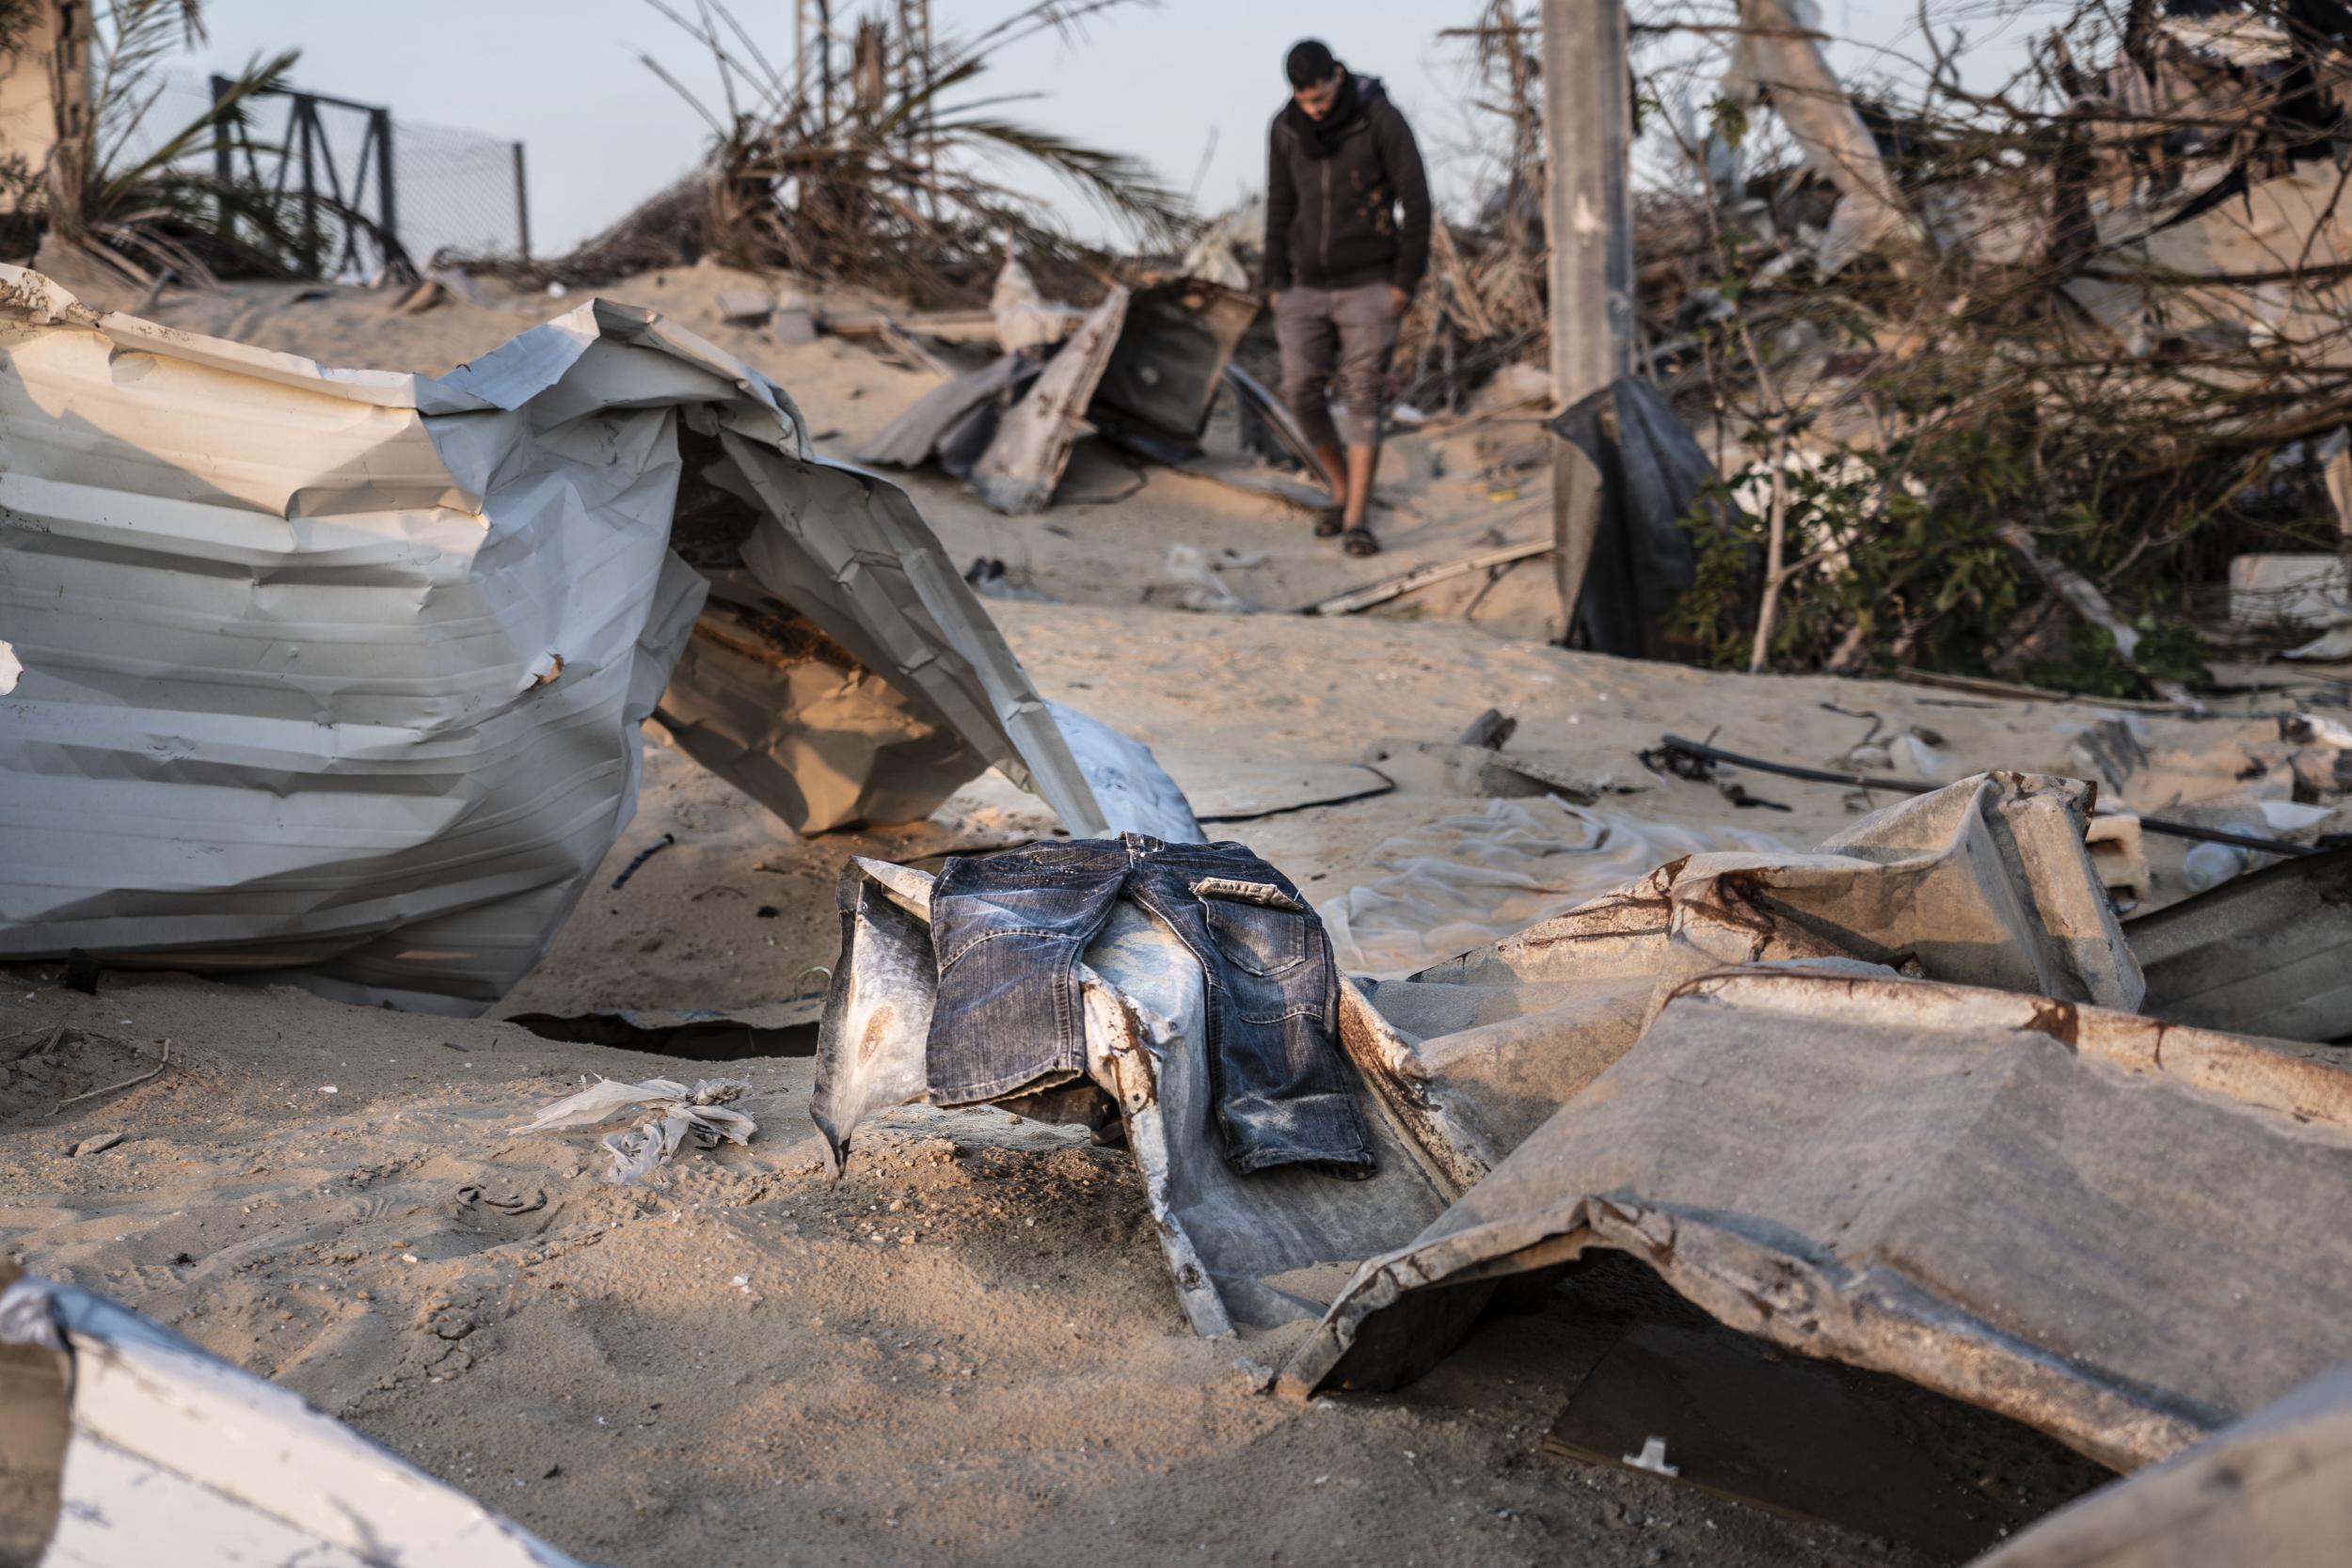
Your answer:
[1263,38,1431,558]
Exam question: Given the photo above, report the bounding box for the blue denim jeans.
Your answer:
[926,835,1374,1175]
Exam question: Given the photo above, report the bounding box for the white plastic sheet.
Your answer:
[1047,701,1205,843]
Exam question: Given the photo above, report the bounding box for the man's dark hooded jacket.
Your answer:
[1261,73,1431,296]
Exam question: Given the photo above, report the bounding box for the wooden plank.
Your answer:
[818,306,1001,342]
[1299,539,1554,616]
[1893,666,2187,714]
[971,286,1130,515]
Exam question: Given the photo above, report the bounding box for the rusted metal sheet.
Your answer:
[1281,967,2352,1472]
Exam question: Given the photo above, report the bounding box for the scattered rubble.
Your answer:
[857,264,1291,516]
[16,7,2352,1562]
[812,772,2150,1334]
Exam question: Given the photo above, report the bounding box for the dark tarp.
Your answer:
[1547,377,1719,660]
[1089,281,1261,444]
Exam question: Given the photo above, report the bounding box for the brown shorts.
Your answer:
[1274,281,1400,451]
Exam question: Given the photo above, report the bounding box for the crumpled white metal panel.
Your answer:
[0,268,1108,1011]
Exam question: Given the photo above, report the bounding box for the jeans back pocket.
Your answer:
[1194,879,1310,977]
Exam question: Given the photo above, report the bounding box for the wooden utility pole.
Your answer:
[1540,0,1635,643]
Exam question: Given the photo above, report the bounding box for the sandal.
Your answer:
[1342,528,1380,557]
[1312,506,1344,538]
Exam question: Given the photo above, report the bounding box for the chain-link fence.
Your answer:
[122,74,527,277]
[397,115,527,267]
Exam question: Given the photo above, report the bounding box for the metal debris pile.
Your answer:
[807,766,2352,1564]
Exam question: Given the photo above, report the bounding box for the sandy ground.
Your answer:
[37,248,1568,640]
[0,258,2329,1566]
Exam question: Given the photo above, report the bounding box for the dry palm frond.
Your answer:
[53,1,402,281]
[512,0,1185,305]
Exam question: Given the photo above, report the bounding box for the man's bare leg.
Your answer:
[1306,440,1347,536]
[1343,442,1378,530]
[1311,442,1347,505]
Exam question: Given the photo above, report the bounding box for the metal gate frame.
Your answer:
[211,78,405,277]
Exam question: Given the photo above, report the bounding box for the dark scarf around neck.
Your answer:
[1288,72,1362,160]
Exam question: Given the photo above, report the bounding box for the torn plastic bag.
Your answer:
[519,1074,756,1183]
[1283,966,2352,1473]
[0,1271,585,1566]
[0,265,1114,1010]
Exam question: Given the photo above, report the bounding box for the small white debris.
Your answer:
[1624,1435,1679,1477]
[518,1075,755,1183]
[320,1085,339,1095]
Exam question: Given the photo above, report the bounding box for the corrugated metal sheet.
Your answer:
[0,267,1108,1012]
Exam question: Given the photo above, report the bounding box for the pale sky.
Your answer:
[157,2,2058,264]
[166,1,1474,261]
